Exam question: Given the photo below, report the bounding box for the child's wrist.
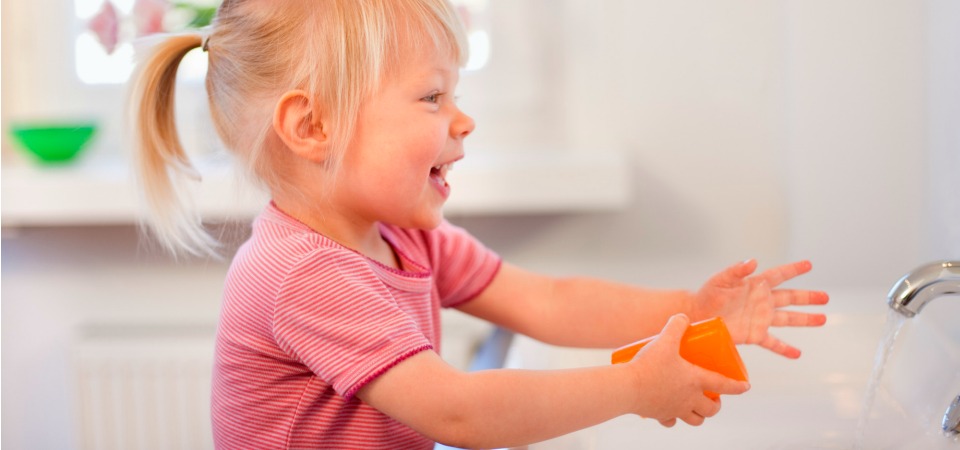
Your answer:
[678,290,701,320]
[617,354,656,417]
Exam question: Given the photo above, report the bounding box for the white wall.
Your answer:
[782,0,928,287]
[464,0,958,288]
[2,1,958,449]
[925,0,960,261]
[791,0,960,283]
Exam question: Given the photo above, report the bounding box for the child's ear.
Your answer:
[273,90,329,163]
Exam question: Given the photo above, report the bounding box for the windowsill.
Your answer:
[1,150,631,227]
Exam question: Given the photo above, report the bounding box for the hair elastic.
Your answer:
[199,26,213,52]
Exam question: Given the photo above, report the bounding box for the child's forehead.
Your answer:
[386,40,461,79]
[387,9,466,69]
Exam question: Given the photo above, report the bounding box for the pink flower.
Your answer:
[456,5,472,31]
[88,1,119,54]
[134,0,168,36]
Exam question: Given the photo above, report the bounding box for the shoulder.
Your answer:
[381,220,481,258]
[227,207,378,298]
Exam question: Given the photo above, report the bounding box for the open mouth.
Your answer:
[429,162,454,197]
[430,163,452,186]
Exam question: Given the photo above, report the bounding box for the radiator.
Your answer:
[69,318,494,450]
[71,324,216,450]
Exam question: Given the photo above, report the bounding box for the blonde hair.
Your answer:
[130,0,469,257]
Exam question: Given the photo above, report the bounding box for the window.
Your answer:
[455,0,491,71]
[75,0,215,84]
[73,0,489,85]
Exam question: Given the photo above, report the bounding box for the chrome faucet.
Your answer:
[945,395,960,435]
[887,261,960,436]
[888,261,960,318]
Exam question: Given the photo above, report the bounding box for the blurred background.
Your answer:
[2,0,958,448]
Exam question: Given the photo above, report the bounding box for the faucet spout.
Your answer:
[888,261,960,318]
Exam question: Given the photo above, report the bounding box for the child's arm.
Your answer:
[357,314,750,449]
[458,260,828,356]
[458,262,694,348]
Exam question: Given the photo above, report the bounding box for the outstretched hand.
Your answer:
[692,260,829,359]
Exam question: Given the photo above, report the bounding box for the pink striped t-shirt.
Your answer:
[211,203,501,449]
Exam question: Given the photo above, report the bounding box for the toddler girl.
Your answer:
[130,0,828,448]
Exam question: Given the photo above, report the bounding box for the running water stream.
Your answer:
[854,309,907,449]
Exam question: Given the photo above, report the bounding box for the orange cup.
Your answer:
[611,317,748,400]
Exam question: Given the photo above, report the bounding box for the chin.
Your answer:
[411,210,445,230]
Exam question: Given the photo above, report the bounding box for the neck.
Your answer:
[272,198,400,269]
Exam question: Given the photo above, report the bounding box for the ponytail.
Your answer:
[129,33,220,258]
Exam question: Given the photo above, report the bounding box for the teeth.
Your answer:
[432,163,453,176]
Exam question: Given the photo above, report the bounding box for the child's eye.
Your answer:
[422,92,442,104]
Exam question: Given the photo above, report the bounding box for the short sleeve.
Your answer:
[423,221,502,308]
[272,249,433,400]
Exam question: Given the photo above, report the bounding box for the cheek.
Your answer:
[346,117,446,183]
[396,130,446,169]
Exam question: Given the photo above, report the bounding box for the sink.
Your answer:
[502,289,960,449]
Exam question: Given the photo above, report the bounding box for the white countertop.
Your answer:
[1,149,630,227]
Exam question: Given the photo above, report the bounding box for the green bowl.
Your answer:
[10,123,97,164]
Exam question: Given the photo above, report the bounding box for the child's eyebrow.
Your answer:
[411,67,456,86]
[428,66,455,77]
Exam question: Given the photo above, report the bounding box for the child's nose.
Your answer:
[452,108,475,140]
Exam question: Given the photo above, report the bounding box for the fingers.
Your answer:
[770,289,828,327]
[656,314,690,347]
[694,396,722,419]
[758,260,813,287]
[738,259,759,277]
[662,397,723,427]
[698,367,751,397]
[772,289,830,307]
[680,397,723,426]
[773,310,827,327]
[656,373,733,427]
[709,259,758,288]
[680,412,706,427]
[760,335,801,359]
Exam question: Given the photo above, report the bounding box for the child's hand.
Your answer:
[627,314,751,427]
[693,260,829,359]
